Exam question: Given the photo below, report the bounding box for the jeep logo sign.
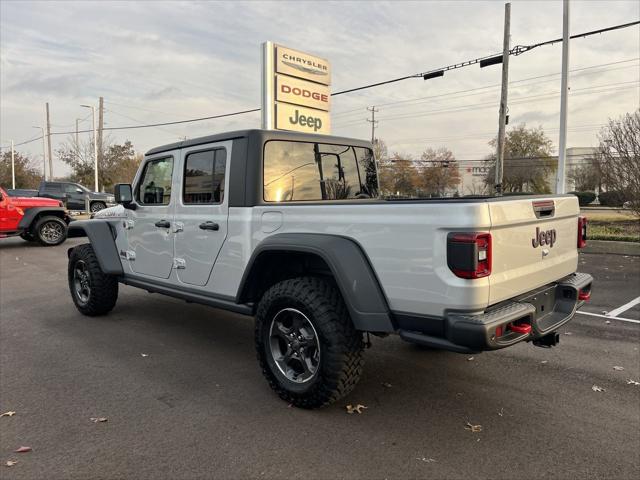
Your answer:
[276,103,330,134]
[532,227,557,248]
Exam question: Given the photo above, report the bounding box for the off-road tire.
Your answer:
[90,201,107,213]
[34,215,67,246]
[255,276,364,408]
[68,243,118,316]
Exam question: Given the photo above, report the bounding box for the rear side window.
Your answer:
[137,156,174,205]
[263,141,378,202]
[183,149,226,204]
[44,183,62,193]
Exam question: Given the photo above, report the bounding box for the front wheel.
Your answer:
[35,216,67,246]
[90,202,106,213]
[255,277,364,409]
[68,244,118,316]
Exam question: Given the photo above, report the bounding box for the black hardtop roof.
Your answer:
[145,129,372,156]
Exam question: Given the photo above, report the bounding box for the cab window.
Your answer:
[183,149,226,204]
[137,157,174,205]
[263,141,378,202]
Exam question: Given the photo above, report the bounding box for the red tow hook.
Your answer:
[508,323,532,335]
[579,288,591,301]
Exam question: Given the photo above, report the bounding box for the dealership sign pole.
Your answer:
[261,42,331,134]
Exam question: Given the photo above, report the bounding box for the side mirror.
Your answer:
[114,183,136,209]
[76,188,83,193]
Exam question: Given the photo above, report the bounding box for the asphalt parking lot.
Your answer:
[1,238,639,479]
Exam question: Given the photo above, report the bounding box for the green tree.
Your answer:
[484,124,556,193]
[0,150,43,189]
[378,152,419,197]
[416,147,460,196]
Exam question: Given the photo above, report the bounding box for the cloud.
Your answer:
[1,0,638,179]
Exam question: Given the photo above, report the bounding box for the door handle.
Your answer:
[199,221,219,231]
[154,220,171,228]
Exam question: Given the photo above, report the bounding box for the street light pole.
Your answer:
[556,0,571,194]
[10,140,15,189]
[81,104,98,192]
[32,126,47,180]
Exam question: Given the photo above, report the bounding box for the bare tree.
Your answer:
[378,152,419,197]
[594,109,640,216]
[56,135,141,191]
[568,163,599,192]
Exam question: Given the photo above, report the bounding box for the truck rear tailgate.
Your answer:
[489,195,579,306]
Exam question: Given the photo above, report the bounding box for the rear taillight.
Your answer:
[447,232,492,279]
[577,216,587,248]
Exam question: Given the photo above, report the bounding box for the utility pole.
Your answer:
[366,106,379,144]
[75,118,80,161]
[45,102,53,180]
[494,2,511,196]
[97,96,104,167]
[32,126,46,180]
[556,0,570,194]
[81,104,98,192]
[10,140,15,189]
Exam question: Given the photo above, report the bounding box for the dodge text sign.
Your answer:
[276,103,330,134]
[275,45,331,85]
[276,75,330,111]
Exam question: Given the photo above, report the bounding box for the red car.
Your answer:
[0,186,71,246]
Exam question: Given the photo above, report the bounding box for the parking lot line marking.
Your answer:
[606,296,640,318]
[576,310,640,324]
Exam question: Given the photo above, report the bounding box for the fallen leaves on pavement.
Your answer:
[591,385,606,392]
[465,422,482,433]
[14,447,31,453]
[141,353,149,357]
[90,417,108,423]
[381,382,392,388]
[0,411,16,418]
[416,457,436,463]
[346,404,368,414]
[467,357,474,361]
[627,379,640,386]
[613,366,624,371]
[5,460,18,467]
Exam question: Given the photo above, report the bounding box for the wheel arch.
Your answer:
[237,233,394,333]
[67,220,123,275]
[18,207,67,232]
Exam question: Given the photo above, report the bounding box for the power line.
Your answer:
[331,21,640,96]
[5,21,639,146]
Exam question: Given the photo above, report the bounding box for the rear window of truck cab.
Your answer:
[263,141,378,202]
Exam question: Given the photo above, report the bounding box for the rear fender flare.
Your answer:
[17,207,67,231]
[67,220,123,275]
[238,233,394,332]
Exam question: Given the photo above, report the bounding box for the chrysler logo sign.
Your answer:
[276,45,331,86]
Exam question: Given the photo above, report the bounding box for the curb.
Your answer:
[582,240,640,256]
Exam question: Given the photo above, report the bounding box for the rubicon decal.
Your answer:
[532,227,557,248]
[276,75,330,111]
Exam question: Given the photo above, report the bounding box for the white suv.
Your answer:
[66,129,592,408]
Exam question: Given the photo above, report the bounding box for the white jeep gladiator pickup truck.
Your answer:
[67,129,593,408]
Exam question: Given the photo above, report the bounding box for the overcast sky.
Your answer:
[1,0,638,178]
